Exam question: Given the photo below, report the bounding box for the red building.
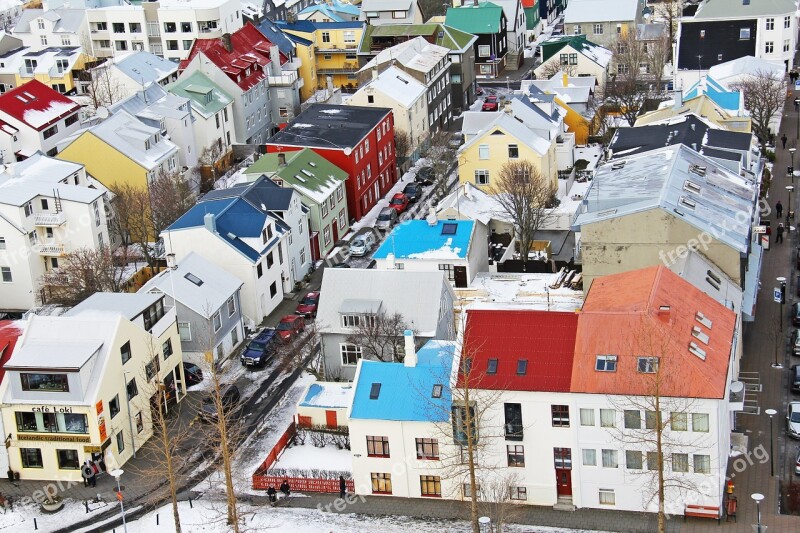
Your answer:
[265,104,396,221]
[0,321,22,383]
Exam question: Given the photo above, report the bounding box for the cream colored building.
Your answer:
[0,293,185,481]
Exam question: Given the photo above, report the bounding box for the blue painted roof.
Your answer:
[275,20,364,34]
[683,76,741,112]
[373,220,474,260]
[299,0,360,21]
[350,340,456,422]
[256,19,297,56]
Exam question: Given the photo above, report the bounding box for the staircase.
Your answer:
[553,496,576,511]
[505,50,521,71]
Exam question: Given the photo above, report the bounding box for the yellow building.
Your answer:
[635,94,752,133]
[276,20,364,99]
[0,45,93,94]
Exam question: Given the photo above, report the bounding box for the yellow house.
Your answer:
[276,20,364,99]
[635,94,752,133]
[0,45,94,94]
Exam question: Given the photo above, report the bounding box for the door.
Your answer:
[453,266,468,288]
[555,468,572,497]
[332,219,339,242]
[325,410,338,429]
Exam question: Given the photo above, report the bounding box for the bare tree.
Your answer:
[652,0,684,55]
[490,160,557,271]
[644,30,672,95]
[149,170,197,237]
[422,131,458,202]
[607,30,649,126]
[38,247,128,306]
[478,471,527,533]
[344,310,412,363]
[393,128,411,163]
[108,182,157,265]
[81,59,125,113]
[730,70,786,147]
[538,60,577,79]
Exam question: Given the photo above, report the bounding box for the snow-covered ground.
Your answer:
[458,272,584,312]
[271,442,351,472]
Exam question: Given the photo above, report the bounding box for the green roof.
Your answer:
[445,2,504,35]
[358,23,476,54]
[244,149,348,205]
[167,72,233,119]
[541,35,587,62]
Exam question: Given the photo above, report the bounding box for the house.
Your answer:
[56,109,180,191]
[454,0,525,69]
[634,94,751,133]
[676,0,795,80]
[316,269,456,381]
[0,0,22,32]
[572,144,762,318]
[78,52,180,103]
[0,153,110,313]
[359,0,424,26]
[563,0,646,49]
[298,0,360,22]
[435,182,514,238]
[372,219,488,288]
[522,0,540,34]
[458,95,562,192]
[0,33,22,93]
[162,176,311,326]
[681,75,743,116]
[296,381,353,429]
[0,44,89,95]
[139,252,244,363]
[242,149,350,260]
[348,337,458,498]
[534,35,612,86]
[167,71,236,173]
[707,55,785,89]
[522,73,597,145]
[11,8,88,50]
[539,0,566,26]
[357,23,477,113]
[1,292,184,481]
[0,80,82,161]
[263,0,317,21]
[265,104,396,221]
[178,22,302,144]
[445,2,508,78]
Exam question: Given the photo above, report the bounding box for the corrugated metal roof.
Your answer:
[445,2,505,34]
[373,220,474,260]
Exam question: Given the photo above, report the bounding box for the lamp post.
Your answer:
[790,147,796,172]
[110,469,128,533]
[765,408,777,476]
[787,185,795,223]
[121,371,137,459]
[751,492,764,533]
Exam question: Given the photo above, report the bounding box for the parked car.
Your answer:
[389,193,409,214]
[416,166,434,185]
[796,447,800,475]
[200,384,241,422]
[403,182,420,203]
[240,328,278,367]
[792,365,800,393]
[789,401,800,438]
[448,133,464,150]
[482,95,499,111]
[332,262,351,268]
[296,291,320,318]
[350,233,376,256]
[276,314,305,342]
[794,330,800,357]
[793,302,800,327]
[375,208,398,230]
[183,362,203,386]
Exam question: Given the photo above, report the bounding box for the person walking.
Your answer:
[339,475,346,499]
[280,479,291,500]
[777,223,785,243]
[777,200,784,218]
[782,133,788,149]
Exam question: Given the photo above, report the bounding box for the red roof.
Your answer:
[180,22,288,91]
[0,80,80,132]
[459,309,579,392]
[0,321,22,383]
[521,0,536,8]
[572,266,736,399]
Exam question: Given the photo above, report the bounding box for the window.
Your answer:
[579,408,595,426]
[637,357,658,373]
[477,44,491,58]
[180,22,192,32]
[227,296,236,317]
[487,358,498,374]
[508,144,519,158]
[671,412,688,431]
[551,405,569,427]
[257,263,263,278]
[438,263,454,281]
[624,410,641,429]
[553,447,571,468]
[593,23,603,35]
[65,113,78,127]
[785,39,791,52]
[765,41,774,54]
[20,373,68,392]
[785,15,791,29]
[270,282,277,298]
[43,124,58,139]
[340,344,362,365]
[366,436,389,457]
[595,355,617,371]
[142,300,164,330]
[57,449,79,470]
[126,377,138,400]
[136,412,143,433]
[601,449,618,468]
[645,410,659,429]
[509,486,527,500]
[416,438,439,459]
[392,10,407,18]
[507,445,525,467]
[617,63,629,75]
[162,338,173,360]
[420,475,441,497]
[1,267,10,282]
[116,430,125,453]
[692,413,709,432]
[371,473,392,494]
[129,23,141,33]
[343,31,355,43]
[582,448,596,466]
[574,24,582,34]
[178,322,191,341]
[113,22,125,33]
[321,31,331,43]
[40,35,47,46]
[599,488,615,505]
[739,28,751,40]
[166,40,178,51]
[600,409,615,427]
[145,356,160,381]
[672,453,689,472]
[20,448,43,468]
[478,144,489,159]
[517,359,527,375]
[626,450,643,470]
[504,403,523,440]
[766,18,774,30]
[452,404,477,446]
[164,22,176,33]
[647,451,659,470]
[109,395,120,418]
[694,454,710,474]
[474,170,489,185]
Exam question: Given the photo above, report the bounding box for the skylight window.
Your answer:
[611,161,626,170]
[637,357,659,374]
[517,359,528,375]
[595,355,617,372]
[301,169,313,177]
[369,382,381,399]
[184,272,204,286]
[441,223,458,235]
[692,326,709,345]
[487,358,498,374]
[683,180,701,193]
[689,164,706,177]
[688,342,707,360]
[695,311,713,329]
[432,384,443,398]
[679,196,696,209]
[308,161,317,167]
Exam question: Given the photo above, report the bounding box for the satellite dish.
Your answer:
[343,147,352,156]
[96,106,109,119]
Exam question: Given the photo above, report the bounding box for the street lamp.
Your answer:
[765,408,777,476]
[110,469,128,533]
[787,185,795,222]
[790,147,796,172]
[751,492,764,533]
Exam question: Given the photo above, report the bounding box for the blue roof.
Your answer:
[299,0,360,21]
[373,220,474,260]
[683,75,741,112]
[114,51,177,84]
[275,20,364,33]
[350,340,456,422]
[256,19,297,56]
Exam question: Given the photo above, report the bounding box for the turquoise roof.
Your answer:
[373,220,474,260]
[167,71,233,118]
[350,340,456,422]
[683,76,741,112]
[445,2,504,34]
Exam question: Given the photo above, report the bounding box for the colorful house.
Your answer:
[523,0,541,32]
[0,44,90,95]
[534,35,612,87]
[445,2,508,78]
[634,94,752,133]
[682,75,743,116]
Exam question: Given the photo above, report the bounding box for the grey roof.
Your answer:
[667,248,742,312]
[573,144,757,253]
[14,9,85,33]
[0,153,101,206]
[693,0,795,19]
[359,0,412,12]
[637,23,666,40]
[139,252,243,319]
[317,269,454,336]
[564,0,639,23]
[113,52,178,85]
[66,292,163,320]
[339,298,383,314]
[109,83,190,122]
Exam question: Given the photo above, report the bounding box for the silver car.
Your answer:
[788,402,800,439]
[349,233,375,257]
[375,207,397,231]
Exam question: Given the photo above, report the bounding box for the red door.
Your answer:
[555,469,572,496]
[325,410,338,428]
[332,219,339,242]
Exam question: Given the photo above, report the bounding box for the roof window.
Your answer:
[611,161,626,170]
[695,311,713,329]
[487,358,498,374]
[688,341,707,360]
[442,222,458,235]
[689,164,707,177]
[691,325,709,345]
[432,384,443,398]
[637,356,659,373]
[683,180,701,193]
[679,196,696,209]
[369,382,381,399]
[184,272,204,286]
[308,161,317,167]
[517,359,528,375]
[301,169,313,177]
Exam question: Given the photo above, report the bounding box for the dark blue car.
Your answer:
[240,328,278,368]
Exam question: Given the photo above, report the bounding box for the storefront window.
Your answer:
[57,449,79,469]
[13,411,88,433]
[20,373,69,392]
[20,448,43,468]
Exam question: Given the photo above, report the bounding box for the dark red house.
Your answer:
[265,104,396,221]
[0,321,22,383]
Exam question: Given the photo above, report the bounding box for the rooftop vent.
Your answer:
[689,164,706,177]
[679,196,696,209]
[227,232,237,239]
[301,169,313,177]
[683,180,701,193]
[308,161,317,167]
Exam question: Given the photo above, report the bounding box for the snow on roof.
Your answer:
[66,292,162,321]
[85,110,178,170]
[460,272,584,311]
[0,153,101,206]
[373,220,474,260]
[0,79,80,131]
[370,36,449,74]
[114,51,178,84]
[564,0,639,24]
[708,55,785,85]
[298,382,354,409]
[436,182,511,226]
[357,65,425,107]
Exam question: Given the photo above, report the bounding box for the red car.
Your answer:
[276,314,305,342]
[389,192,409,214]
[295,291,320,318]
[482,95,498,111]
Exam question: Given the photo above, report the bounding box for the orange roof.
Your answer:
[571,266,736,399]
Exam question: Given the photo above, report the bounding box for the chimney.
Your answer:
[562,70,568,88]
[221,33,233,53]
[278,152,286,166]
[672,88,682,110]
[326,75,334,94]
[463,181,471,199]
[287,11,297,24]
[204,213,217,233]
[252,14,260,26]
[503,99,512,114]
[426,206,438,226]
[386,252,396,269]
[269,46,282,77]
[403,329,417,367]
[371,69,378,81]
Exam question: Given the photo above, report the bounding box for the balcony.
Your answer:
[267,71,302,88]
[34,212,66,227]
[33,242,65,256]
[504,423,523,441]
[317,63,360,75]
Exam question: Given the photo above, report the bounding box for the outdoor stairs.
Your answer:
[738,371,762,415]
[553,496,576,512]
[506,50,521,71]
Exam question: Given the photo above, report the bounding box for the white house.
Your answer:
[0,0,23,32]
[358,0,424,26]
[0,153,110,314]
[296,381,354,429]
[79,52,180,102]
[11,8,89,49]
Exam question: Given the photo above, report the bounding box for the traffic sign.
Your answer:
[775,288,783,303]
[754,225,767,234]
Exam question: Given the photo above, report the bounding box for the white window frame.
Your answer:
[178,321,191,341]
[340,343,362,365]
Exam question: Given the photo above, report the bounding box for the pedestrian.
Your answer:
[777,223,785,243]
[777,200,783,218]
[339,475,346,499]
[267,485,277,504]
[89,460,97,488]
[782,133,788,149]
[280,479,291,499]
[82,460,93,488]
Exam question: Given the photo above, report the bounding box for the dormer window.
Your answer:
[637,357,659,373]
[696,311,713,329]
[145,139,151,150]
